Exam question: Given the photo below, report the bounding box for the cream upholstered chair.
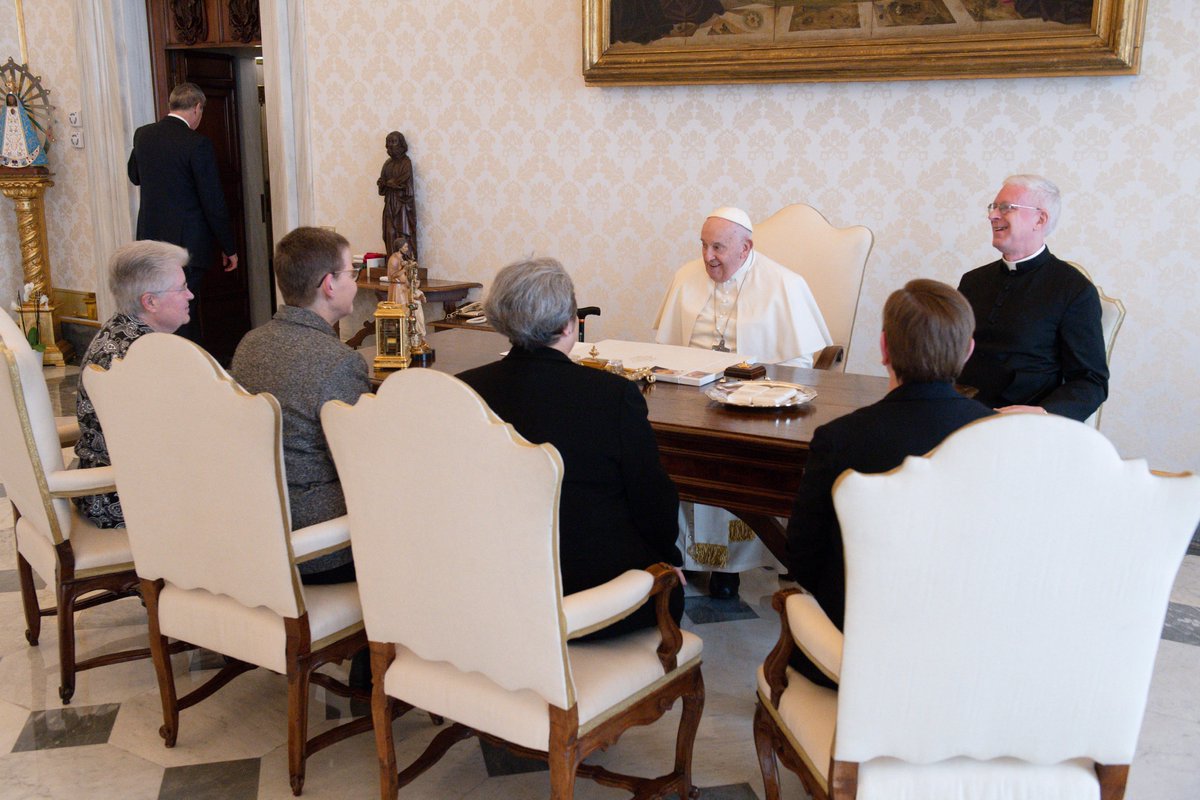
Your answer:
[755,413,1200,800]
[1068,261,1125,429]
[84,333,385,796]
[753,205,873,371]
[322,368,705,799]
[0,308,152,703]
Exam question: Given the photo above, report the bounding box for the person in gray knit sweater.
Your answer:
[231,226,368,584]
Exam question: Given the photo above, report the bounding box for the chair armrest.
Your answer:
[56,416,80,447]
[785,591,843,684]
[563,569,654,639]
[291,514,351,562]
[813,345,844,371]
[45,466,116,498]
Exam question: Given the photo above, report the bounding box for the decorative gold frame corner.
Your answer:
[583,0,1149,86]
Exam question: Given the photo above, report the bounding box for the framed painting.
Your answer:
[582,1,1149,85]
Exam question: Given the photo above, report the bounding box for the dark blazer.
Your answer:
[786,381,994,685]
[458,346,682,637]
[957,248,1108,421]
[128,115,235,281]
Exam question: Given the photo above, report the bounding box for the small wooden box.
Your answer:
[724,362,766,381]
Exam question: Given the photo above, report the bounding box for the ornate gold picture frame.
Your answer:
[583,1,1148,85]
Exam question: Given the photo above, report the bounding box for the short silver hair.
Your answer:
[109,241,189,317]
[1003,174,1062,236]
[484,257,577,350]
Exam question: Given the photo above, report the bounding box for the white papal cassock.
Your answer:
[653,250,831,572]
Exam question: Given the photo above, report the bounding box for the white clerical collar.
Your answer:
[168,112,191,127]
[716,250,755,288]
[1002,244,1046,271]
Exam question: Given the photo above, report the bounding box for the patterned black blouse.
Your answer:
[73,313,153,529]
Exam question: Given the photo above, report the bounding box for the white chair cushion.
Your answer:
[385,628,702,752]
[857,756,1099,800]
[562,569,654,638]
[159,581,363,674]
[785,592,843,682]
[67,513,135,574]
[15,516,59,585]
[757,665,837,785]
[16,508,134,581]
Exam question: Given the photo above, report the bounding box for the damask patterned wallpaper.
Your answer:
[304,1,1200,472]
[0,0,95,313]
[0,1,1195,474]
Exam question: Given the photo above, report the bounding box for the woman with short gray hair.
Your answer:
[459,257,684,639]
[74,240,193,528]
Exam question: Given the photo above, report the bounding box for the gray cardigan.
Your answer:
[230,305,370,574]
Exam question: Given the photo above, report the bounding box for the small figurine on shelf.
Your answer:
[2,76,47,168]
[400,244,435,366]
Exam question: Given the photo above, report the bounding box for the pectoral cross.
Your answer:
[712,338,730,353]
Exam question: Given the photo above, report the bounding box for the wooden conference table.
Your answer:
[369,328,890,563]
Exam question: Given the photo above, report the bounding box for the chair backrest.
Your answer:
[831,414,1200,767]
[752,204,873,367]
[1067,261,1125,428]
[83,333,304,618]
[322,368,573,709]
[0,308,70,542]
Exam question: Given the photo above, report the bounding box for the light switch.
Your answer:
[69,130,84,148]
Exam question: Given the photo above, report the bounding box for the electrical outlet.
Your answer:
[67,110,81,127]
[69,130,84,149]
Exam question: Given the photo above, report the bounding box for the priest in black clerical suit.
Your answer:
[128,82,237,338]
[458,257,683,639]
[957,174,1107,422]
[787,280,994,688]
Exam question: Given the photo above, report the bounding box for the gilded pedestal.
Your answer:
[0,167,71,366]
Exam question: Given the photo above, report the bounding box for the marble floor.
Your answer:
[1,366,1197,799]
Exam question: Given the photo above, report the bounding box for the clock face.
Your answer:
[1,58,53,156]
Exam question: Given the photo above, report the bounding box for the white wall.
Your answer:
[303,1,1200,472]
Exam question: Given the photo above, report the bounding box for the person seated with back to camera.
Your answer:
[786,279,994,688]
[75,241,194,529]
[457,257,684,637]
[653,206,832,600]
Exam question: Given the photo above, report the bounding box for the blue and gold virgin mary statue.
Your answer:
[2,76,47,168]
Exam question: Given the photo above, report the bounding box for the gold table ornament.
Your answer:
[0,166,71,365]
[373,301,410,373]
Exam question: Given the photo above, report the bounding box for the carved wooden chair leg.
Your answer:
[16,551,41,645]
[55,579,78,703]
[370,642,399,800]
[140,578,180,746]
[753,701,783,800]
[674,668,705,799]
[285,617,314,796]
[548,704,580,800]
[1096,763,1130,800]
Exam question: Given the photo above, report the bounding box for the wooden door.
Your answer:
[168,50,251,364]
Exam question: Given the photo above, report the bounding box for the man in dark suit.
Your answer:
[786,279,994,687]
[458,257,683,638]
[957,174,1108,422]
[128,82,237,341]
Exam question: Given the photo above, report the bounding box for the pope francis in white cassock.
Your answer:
[653,207,831,596]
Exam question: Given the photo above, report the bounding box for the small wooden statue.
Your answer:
[378,131,416,259]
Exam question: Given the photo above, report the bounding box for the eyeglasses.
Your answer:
[149,285,190,296]
[987,202,1041,215]
[318,266,364,288]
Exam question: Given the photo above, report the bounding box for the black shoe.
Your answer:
[708,571,740,600]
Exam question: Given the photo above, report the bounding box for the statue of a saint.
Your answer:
[2,78,47,168]
[378,131,416,259]
[386,242,425,336]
